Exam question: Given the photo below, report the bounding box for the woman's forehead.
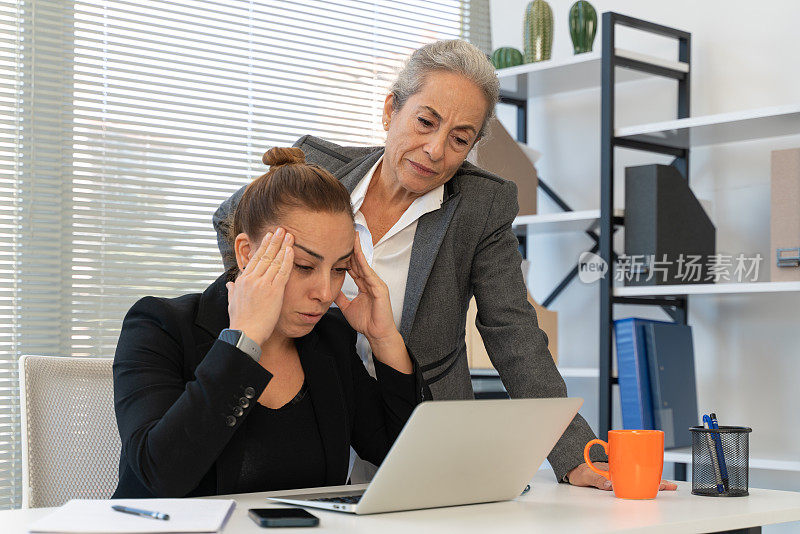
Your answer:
[280,209,354,260]
[407,72,487,124]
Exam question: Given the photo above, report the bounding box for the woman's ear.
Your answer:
[234,233,252,271]
[382,93,395,130]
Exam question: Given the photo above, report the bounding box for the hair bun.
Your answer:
[263,147,306,167]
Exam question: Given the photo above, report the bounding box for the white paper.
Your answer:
[28,499,236,533]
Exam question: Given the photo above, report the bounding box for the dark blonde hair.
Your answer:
[223,147,353,280]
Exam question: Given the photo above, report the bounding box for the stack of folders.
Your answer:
[614,318,699,449]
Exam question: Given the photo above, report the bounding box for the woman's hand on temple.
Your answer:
[335,238,412,373]
[226,228,294,346]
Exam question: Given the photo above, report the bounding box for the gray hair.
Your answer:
[389,39,499,139]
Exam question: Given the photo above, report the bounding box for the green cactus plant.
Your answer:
[491,47,524,69]
[569,0,597,54]
[524,0,553,63]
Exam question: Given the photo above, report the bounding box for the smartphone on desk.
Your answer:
[248,508,319,528]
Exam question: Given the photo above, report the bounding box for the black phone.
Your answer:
[248,508,319,528]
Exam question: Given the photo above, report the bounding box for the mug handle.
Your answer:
[583,439,610,481]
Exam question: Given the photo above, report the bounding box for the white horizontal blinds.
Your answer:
[0,0,23,511]
[464,0,492,54]
[1,0,486,510]
[2,0,75,510]
[69,0,469,359]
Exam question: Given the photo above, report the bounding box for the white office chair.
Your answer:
[19,355,121,508]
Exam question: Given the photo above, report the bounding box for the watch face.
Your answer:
[219,328,242,345]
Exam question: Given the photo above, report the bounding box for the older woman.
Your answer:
[214,40,676,492]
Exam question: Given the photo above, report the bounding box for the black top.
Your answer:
[232,384,326,493]
[111,273,429,498]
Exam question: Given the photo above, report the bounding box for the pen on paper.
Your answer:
[111,505,170,521]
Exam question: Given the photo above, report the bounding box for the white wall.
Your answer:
[489,0,800,517]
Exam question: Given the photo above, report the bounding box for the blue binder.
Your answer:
[614,318,667,430]
[643,322,699,449]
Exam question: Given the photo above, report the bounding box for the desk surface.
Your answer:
[5,472,800,534]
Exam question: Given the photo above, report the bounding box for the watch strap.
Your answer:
[219,328,262,362]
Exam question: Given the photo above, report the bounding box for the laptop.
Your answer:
[266,397,583,514]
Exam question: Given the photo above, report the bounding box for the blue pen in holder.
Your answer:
[689,424,752,497]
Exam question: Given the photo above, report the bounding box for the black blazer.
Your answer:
[112,274,428,498]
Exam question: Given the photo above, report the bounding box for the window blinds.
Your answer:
[0,0,489,510]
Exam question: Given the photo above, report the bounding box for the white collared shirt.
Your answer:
[340,156,444,377]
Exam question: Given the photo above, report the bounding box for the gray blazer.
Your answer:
[213,135,607,481]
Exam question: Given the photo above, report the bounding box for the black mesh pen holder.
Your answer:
[689,425,752,497]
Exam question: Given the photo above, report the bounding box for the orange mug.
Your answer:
[584,429,664,499]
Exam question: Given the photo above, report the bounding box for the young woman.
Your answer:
[112,147,427,498]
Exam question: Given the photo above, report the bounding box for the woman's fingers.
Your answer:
[263,232,293,283]
[274,242,294,287]
[242,231,273,277]
[659,480,678,491]
[351,236,381,288]
[349,237,366,278]
[334,290,351,310]
[252,227,286,277]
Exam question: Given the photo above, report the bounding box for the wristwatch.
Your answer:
[218,329,262,362]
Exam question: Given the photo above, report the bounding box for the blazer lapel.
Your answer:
[195,273,230,342]
[296,331,350,486]
[336,150,463,342]
[399,185,461,340]
[335,149,384,193]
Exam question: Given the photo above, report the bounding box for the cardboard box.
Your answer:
[470,117,538,216]
[466,294,558,369]
[770,148,800,282]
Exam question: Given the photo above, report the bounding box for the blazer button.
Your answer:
[225,415,236,427]
[232,406,244,417]
[239,397,250,408]
[243,387,255,399]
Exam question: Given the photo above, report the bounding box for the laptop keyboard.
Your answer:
[311,495,362,504]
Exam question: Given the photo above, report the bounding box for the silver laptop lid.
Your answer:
[354,397,583,514]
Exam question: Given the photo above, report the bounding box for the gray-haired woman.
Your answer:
[214,39,676,493]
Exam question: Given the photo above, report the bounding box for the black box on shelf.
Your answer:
[624,164,716,286]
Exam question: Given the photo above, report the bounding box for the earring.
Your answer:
[383,121,389,128]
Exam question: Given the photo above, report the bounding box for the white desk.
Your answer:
[4,472,800,533]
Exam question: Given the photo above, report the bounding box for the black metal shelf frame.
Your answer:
[598,13,692,480]
[497,13,693,479]
[599,13,691,444]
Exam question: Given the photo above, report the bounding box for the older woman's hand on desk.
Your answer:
[566,462,678,491]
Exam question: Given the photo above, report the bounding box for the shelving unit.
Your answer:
[663,448,800,474]
[470,366,598,400]
[497,49,687,97]
[512,209,624,234]
[615,281,800,297]
[616,104,800,149]
[496,11,800,482]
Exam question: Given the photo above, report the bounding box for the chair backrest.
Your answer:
[19,355,121,508]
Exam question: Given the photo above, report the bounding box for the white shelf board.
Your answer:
[614,281,800,297]
[615,104,800,149]
[470,366,599,379]
[497,48,687,98]
[513,209,624,234]
[664,447,800,473]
